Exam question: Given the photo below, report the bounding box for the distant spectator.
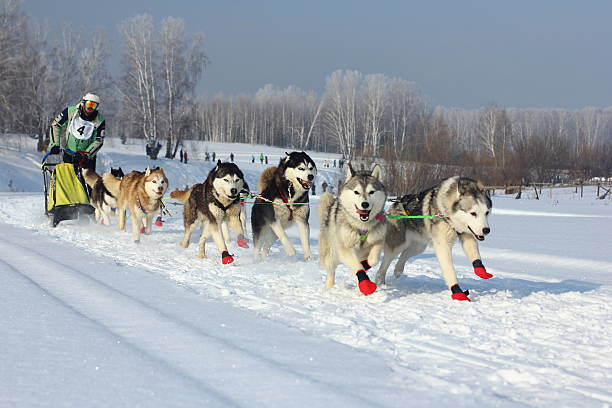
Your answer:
[260,153,264,164]
[184,151,188,164]
[265,155,268,164]
[180,149,184,163]
[322,181,328,192]
[212,152,216,161]
[252,155,255,163]
[205,152,210,161]
[230,152,234,162]
[333,159,336,167]
[312,183,316,195]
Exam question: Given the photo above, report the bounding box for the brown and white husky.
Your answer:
[104,167,168,243]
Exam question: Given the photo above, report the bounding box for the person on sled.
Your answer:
[48,92,106,171]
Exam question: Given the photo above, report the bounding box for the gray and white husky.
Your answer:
[170,161,249,264]
[319,164,387,295]
[251,151,317,260]
[375,176,492,301]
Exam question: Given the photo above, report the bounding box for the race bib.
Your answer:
[69,116,95,140]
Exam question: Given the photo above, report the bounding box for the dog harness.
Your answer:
[211,192,240,212]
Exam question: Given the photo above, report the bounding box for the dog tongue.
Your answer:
[356,209,369,216]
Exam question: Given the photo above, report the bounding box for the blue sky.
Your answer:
[24,0,612,109]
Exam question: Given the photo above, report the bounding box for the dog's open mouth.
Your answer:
[297,178,312,189]
[468,226,485,241]
[356,207,371,222]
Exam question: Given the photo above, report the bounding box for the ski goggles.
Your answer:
[83,100,99,110]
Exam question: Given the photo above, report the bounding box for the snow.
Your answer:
[1,138,612,407]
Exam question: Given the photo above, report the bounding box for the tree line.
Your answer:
[1,0,610,192]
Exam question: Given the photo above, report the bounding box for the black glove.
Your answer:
[74,152,88,163]
[50,145,60,155]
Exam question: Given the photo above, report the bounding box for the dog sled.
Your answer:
[42,150,94,227]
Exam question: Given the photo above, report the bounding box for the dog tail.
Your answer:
[257,166,277,193]
[170,188,192,204]
[102,172,122,197]
[318,192,335,222]
[82,168,101,188]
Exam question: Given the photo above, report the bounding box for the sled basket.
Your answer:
[43,162,94,227]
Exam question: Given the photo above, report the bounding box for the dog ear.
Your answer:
[370,164,382,180]
[217,159,222,165]
[145,166,151,176]
[346,162,355,179]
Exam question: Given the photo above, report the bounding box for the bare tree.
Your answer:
[322,70,361,159]
[159,17,207,158]
[119,14,160,158]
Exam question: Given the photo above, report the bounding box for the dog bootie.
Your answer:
[221,251,234,265]
[155,216,163,227]
[360,260,371,271]
[139,226,145,234]
[473,259,493,279]
[237,234,249,248]
[451,284,471,301]
[357,270,377,295]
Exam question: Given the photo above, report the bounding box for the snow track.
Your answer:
[0,224,406,407]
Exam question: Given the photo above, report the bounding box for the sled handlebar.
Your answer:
[41,149,90,167]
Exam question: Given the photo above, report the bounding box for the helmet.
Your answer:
[82,92,100,103]
[82,92,100,111]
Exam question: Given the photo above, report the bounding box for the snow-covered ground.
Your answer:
[1,138,611,407]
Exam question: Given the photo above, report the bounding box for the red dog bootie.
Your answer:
[221,251,234,265]
[139,226,145,234]
[237,234,249,248]
[360,260,371,271]
[155,216,163,227]
[357,270,377,295]
[473,259,493,279]
[451,284,471,301]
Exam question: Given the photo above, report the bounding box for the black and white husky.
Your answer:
[375,176,493,301]
[251,151,316,260]
[170,161,248,264]
[318,164,387,295]
[82,167,124,225]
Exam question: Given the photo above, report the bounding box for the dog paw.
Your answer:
[451,292,471,301]
[221,251,234,264]
[155,218,163,227]
[473,260,493,279]
[474,266,493,279]
[286,247,296,257]
[303,251,312,260]
[358,280,377,295]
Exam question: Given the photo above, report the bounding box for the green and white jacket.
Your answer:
[50,104,105,156]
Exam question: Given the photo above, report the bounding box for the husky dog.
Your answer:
[375,176,492,301]
[170,161,248,264]
[82,167,124,225]
[104,167,168,243]
[319,164,387,295]
[251,151,316,260]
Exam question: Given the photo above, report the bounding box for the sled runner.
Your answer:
[42,150,94,227]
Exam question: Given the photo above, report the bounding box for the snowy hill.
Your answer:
[1,137,612,407]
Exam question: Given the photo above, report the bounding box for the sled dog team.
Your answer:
[85,151,493,301]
